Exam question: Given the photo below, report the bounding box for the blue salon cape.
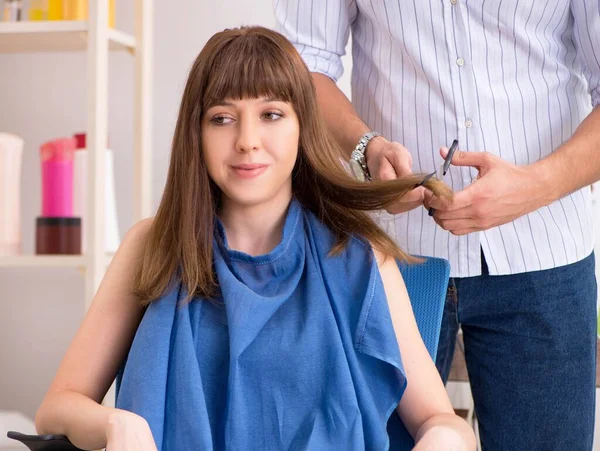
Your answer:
[117,198,408,450]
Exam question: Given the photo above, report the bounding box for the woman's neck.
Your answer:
[218,195,292,256]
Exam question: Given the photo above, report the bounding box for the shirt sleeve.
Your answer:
[274,0,358,82]
[571,0,600,107]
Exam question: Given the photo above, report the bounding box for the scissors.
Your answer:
[421,139,458,217]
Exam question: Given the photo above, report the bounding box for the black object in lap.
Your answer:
[6,431,85,451]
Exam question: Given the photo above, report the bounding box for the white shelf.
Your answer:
[0,255,85,268]
[0,0,153,310]
[0,21,136,53]
[0,253,114,268]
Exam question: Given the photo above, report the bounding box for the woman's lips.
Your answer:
[230,163,269,179]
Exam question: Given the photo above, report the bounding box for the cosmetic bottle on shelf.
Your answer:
[0,133,24,255]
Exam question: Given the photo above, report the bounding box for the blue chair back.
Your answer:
[387,256,451,450]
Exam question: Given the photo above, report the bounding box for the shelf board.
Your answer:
[0,21,136,53]
[0,255,85,268]
[0,253,114,269]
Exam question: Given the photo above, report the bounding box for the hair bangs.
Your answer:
[202,34,297,110]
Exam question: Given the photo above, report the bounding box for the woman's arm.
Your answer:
[34,219,154,450]
[373,250,476,450]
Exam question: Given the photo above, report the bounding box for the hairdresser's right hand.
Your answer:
[365,136,425,214]
[105,409,158,451]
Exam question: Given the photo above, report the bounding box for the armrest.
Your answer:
[6,431,86,451]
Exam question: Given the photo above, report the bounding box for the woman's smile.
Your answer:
[230,163,269,179]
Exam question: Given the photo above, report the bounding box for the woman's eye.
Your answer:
[210,115,233,125]
[262,111,283,121]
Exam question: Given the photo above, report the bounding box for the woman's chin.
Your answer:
[221,190,292,211]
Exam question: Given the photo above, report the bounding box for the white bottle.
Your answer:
[72,135,120,254]
[0,133,24,255]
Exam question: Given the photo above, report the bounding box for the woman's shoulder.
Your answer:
[128,217,154,237]
[124,217,153,244]
[371,247,399,274]
[373,242,407,273]
[113,218,154,264]
[370,245,409,304]
[370,246,410,322]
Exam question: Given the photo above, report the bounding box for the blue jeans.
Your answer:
[436,251,598,450]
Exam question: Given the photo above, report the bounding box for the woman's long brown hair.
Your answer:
[133,26,452,304]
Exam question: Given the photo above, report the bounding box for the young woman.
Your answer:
[34,26,475,451]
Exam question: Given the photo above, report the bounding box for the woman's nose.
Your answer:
[235,119,261,153]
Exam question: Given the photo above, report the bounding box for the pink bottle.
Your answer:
[40,137,76,217]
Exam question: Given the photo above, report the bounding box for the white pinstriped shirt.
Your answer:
[275,0,600,277]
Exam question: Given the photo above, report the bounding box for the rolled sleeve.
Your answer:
[274,0,357,82]
[572,0,600,107]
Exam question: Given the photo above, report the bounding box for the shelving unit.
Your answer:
[0,0,153,312]
[0,20,135,52]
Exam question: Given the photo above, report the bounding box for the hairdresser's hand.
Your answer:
[105,410,158,451]
[412,425,472,451]
[424,147,553,235]
[365,136,425,214]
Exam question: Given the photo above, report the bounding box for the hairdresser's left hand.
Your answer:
[365,136,425,214]
[423,148,554,236]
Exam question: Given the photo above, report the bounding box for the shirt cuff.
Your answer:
[294,44,344,82]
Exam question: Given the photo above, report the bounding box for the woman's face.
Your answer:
[201,97,300,211]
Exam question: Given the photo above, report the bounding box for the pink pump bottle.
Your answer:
[40,137,76,217]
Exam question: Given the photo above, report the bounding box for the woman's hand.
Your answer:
[105,410,158,451]
[412,424,474,451]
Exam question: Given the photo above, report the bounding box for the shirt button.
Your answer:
[456,57,465,67]
[465,119,473,128]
